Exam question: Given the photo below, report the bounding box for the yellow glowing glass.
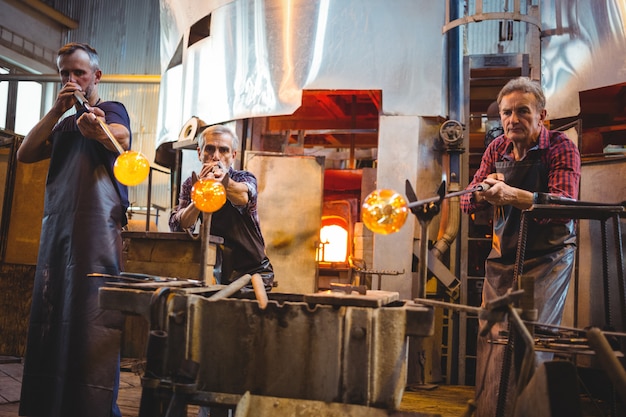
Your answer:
[113,151,151,186]
[361,189,408,234]
[191,178,227,212]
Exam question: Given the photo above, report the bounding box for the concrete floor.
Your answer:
[2,356,624,417]
[0,356,476,417]
[0,358,20,406]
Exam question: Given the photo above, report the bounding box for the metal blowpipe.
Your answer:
[361,182,491,234]
[406,183,490,209]
[72,91,151,187]
[73,91,125,154]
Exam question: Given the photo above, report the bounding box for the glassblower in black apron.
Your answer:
[17,42,131,417]
[461,77,581,417]
[169,124,274,292]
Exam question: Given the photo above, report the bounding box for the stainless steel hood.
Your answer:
[156,0,446,149]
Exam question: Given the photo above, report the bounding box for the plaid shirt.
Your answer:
[169,167,259,232]
[461,125,581,214]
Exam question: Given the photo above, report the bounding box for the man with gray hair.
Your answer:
[461,77,581,416]
[169,124,274,291]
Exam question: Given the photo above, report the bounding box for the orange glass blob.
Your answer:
[113,151,151,186]
[191,178,227,212]
[361,189,409,234]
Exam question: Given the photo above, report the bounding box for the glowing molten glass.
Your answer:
[361,189,408,234]
[113,151,151,186]
[191,178,227,212]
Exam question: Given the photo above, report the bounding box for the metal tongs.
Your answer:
[88,272,203,287]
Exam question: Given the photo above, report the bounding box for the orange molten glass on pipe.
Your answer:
[191,178,227,212]
[361,189,409,235]
[361,183,490,234]
[74,91,150,186]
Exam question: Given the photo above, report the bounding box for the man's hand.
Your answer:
[198,162,219,179]
[197,162,229,186]
[54,82,84,116]
[480,180,513,206]
[475,174,534,209]
[473,174,503,204]
[76,106,106,139]
[75,105,130,152]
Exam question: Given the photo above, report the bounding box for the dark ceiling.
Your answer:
[267,90,381,149]
[264,78,626,155]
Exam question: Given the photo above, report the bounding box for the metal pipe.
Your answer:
[0,74,160,83]
[200,214,214,285]
[414,297,482,315]
[432,195,461,259]
[448,0,464,123]
[415,218,429,299]
[407,183,489,210]
[432,0,465,265]
[586,327,626,405]
[146,168,153,231]
[509,306,536,398]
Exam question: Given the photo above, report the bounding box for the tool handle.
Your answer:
[208,274,252,300]
[73,90,89,109]
[475,182,490,192]
[251,273,269,309]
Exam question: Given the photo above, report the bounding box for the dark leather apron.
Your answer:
[20,128,125,417]
[210,178,274,290]
[475,152,576,417]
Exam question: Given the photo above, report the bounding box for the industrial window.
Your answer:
[0,63,44,136]
[499,20,514,41]
[189,14,212,47]
[15,81,42,135]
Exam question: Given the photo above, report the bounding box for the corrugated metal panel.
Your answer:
[467,20,532,56]
[51,0,166,212]
[53,1,160,74]
[465,0,536,56]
